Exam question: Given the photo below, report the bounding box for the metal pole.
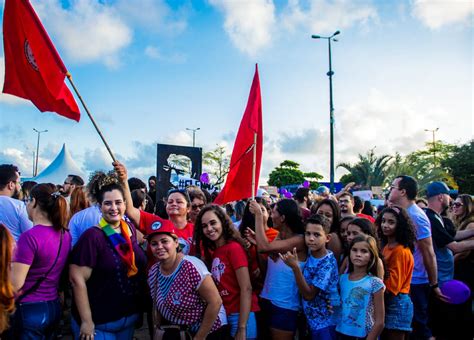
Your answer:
[66,74,117,162]
[33,128,47,176]
[327,38,335,194]
[251,133,257,200]
[193,131,196,148]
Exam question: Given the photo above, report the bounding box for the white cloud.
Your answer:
[33,0,132,68]
[83,147,113,173]
[209,0,276,56]
[411,0,474,29]
[0,58,33,106]
[0,148,36,177]
[281,0,378,34]
[144,45,187,63]
[115,0,188,35]
[265,87,462,182]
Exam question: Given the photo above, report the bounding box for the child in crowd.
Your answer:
[337,235,385,340]
[340,218,385,279]
[195,205,260,340]
[376,206,416,340]
[280,215,340,340]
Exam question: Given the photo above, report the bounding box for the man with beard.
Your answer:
[338,191,356,218]
[0,164,33,241]
[61,174,84,202]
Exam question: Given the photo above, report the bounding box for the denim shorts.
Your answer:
[385,293,413,331]
[227,312,257,339]
[260,298,299,332]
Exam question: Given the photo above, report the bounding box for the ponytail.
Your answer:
[30,184,69,231]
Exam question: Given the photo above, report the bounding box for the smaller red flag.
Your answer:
[214,65,263,205]
[2,0,80,121]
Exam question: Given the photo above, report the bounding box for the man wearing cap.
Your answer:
[424,181,474,339]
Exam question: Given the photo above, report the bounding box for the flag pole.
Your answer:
[251,132,257,200]
[66,73,117,162]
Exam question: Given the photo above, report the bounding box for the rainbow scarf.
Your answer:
[99,218,138,277]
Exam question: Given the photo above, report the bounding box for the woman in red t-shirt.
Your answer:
[195,205,260,340]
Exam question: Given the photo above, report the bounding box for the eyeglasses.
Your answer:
[390,185,401,191]
[452,202,463,208]
[64,181,71,185]
[191,203,205,211]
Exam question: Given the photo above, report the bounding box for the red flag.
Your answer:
[214,65,263,205]
[2,0,80,121]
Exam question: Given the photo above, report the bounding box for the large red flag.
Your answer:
[214,65,263,205]
[2,0,80,121]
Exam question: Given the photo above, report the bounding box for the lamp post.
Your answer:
[33,128,48,176]
[425,128,439,165]
[186,127,200,147]
[312,30,340,194]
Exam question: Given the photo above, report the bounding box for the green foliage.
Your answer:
[304,172,323,190]
[386,142,457,194]
[203,145,230,186]
[337,149,392,188]
[339,173,356,185]
[442,140,474,194]
[267,160,305,188]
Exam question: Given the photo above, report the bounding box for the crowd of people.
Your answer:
[0,161,473,340]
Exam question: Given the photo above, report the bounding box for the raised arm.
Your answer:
[113,161,140,226]
[249,200,304,254]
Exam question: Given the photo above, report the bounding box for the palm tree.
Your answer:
[337,148,393,188]
[386,153,456,195]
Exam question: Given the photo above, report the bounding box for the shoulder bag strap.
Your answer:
[17,229,64,303]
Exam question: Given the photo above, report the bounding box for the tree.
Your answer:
[442,140,474,194]
[386,142,457,194]
[267,160,322,188]
[304,171,324,190]
[267,160,305,188]
[337,149,392,188]
[203,145,230,186]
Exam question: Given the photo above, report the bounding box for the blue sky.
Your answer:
[0,0,472,184]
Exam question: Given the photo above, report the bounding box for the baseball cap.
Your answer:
[316,186,329,195]
[143,216,178,239]
[426,181,450,198]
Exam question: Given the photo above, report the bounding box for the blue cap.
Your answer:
[316,186,329,195]
[426,181,450,198]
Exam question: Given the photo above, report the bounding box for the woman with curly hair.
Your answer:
[376,206,416,340]
[9,184,72,339]
[69,173,147,339]
[0,224,15,335]
[195,205,259,340]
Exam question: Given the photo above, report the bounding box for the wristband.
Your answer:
[429,282,439,289]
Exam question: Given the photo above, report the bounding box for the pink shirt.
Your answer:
[14,225,71,303]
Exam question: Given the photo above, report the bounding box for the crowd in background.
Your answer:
[0,162,473,340]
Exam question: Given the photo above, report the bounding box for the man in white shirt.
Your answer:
[0,164,33,241]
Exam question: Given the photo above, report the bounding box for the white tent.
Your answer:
[23,144,86,185]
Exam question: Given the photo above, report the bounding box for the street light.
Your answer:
[186,127,200,148]
[33,128,48,176]
[312,30,340,193]
[424,128,439,165]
